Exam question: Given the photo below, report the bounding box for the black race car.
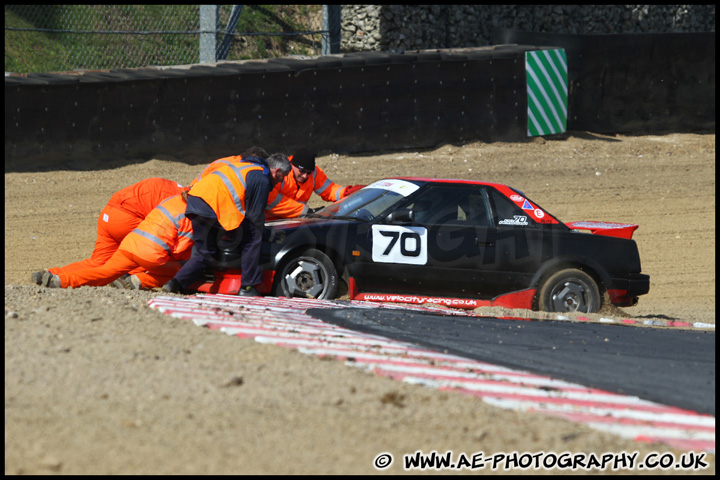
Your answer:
[197,178,650,313]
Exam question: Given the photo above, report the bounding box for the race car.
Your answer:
[196,178,650,313]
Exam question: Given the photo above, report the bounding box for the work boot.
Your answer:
[110,274,130,289]
[238,285,261,297]
[111,274,142,290]
[162,278,185,294]
[31,271,46,285]
[41,271,61,288]
[127,274,142,290]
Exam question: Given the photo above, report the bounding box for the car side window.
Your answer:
[408,186,492,227]
[463,193,490,227]
[488,188,537,227]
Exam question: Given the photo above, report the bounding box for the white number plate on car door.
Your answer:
[371,225,427,265]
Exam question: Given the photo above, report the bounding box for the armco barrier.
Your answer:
[5,46,545,171]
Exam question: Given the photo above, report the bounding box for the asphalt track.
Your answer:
[309,308,716,416]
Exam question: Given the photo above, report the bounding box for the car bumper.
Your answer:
[627,273,650,296]
[608,273,650,307]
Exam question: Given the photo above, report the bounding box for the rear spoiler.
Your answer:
[565,221,639,240]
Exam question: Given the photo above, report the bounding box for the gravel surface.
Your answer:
[5,132,715,474]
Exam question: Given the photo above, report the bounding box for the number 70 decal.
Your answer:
[371,225,428,265]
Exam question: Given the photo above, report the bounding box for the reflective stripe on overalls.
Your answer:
[193,159,236,185]
[210,163,258,218]
[130,201,190,254]
[314,172,334,198]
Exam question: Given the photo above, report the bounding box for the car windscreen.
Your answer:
[313,179,420,221]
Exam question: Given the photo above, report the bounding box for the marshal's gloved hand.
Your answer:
[343,184,366,197]
[266,227,286,245]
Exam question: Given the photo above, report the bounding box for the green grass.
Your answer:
[5,5,323,74]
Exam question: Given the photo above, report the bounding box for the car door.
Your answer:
[355,184,503,298]
[483,186,547,293]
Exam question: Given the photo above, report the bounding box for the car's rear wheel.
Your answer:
[274,249,339,299]
[538,268,601,313]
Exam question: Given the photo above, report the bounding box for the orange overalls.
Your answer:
[189,155,245,187]
[170,160,270,290]
[58,194,194,289]
[189,161,266,230]
[265,164,349,220]
[48,177,187,285]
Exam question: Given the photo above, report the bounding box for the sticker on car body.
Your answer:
[365,179,420,196]
[498,215,529,226]
[372,225,428,265]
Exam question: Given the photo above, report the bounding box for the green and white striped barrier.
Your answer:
[526,48,568,137]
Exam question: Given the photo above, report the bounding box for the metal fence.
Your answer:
[5,5,340,74]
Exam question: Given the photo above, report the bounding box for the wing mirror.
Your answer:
[385,208,414,224]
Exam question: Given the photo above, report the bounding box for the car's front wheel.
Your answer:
[274,249,340,299]
[538,268,601,313]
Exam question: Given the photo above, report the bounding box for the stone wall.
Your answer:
[341,5,716,52]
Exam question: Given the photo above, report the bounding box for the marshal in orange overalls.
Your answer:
[265,164,349,220]
[58,194,194,289]
[48,177,187,284]
[188,161,267,231]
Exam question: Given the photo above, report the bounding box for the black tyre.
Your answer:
[538,268,601,313]
[274,249,339,299]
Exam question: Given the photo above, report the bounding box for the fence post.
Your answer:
[199,5,218,63]
[217,5,244,61]
[322,5,342,55]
